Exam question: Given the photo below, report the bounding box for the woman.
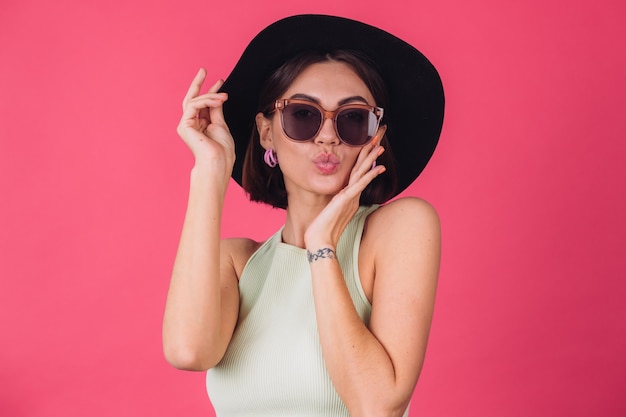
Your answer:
[163,15,445,417]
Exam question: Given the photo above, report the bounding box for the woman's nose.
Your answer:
[314,117,340,145]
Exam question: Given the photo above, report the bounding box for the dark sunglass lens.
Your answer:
[282,103,321,141]
[337,108,373,145]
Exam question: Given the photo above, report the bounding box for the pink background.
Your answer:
[1,0,625,416]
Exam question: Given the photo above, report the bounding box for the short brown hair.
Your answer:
[242,50,398,209]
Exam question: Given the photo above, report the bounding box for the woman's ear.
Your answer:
[255,112,273,150]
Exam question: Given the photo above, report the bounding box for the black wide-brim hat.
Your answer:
[221,14,444,196]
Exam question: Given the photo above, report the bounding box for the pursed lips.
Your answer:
[313,153,340,174]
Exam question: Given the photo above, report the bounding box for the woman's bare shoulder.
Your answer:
[367,197,440,235]
[220,238,264,279]
[358,198,441,303]
[222,237,263,253]
[362,197,440,260]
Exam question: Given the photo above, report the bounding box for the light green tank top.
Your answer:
[207,205,409,416]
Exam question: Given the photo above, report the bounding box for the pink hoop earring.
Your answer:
[264,149,278,167]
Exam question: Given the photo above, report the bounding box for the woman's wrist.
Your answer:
[306,247,337,263]
[192,155,233,173]
[189,163,231,194]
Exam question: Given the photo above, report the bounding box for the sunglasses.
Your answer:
[271,99,384,146]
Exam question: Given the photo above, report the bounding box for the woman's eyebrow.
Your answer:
[287,93,370,106]
[287,93,321,103]
[338,95,369,105]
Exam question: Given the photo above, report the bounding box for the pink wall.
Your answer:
[1,0,625,416]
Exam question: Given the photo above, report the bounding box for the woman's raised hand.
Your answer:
[177,68,235,176]
[304,132,387,251]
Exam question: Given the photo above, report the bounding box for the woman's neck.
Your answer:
[281,193,332,248]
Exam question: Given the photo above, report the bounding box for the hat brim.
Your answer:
[220,14,444,197]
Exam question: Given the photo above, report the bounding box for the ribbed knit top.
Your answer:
[206,205,386,416]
